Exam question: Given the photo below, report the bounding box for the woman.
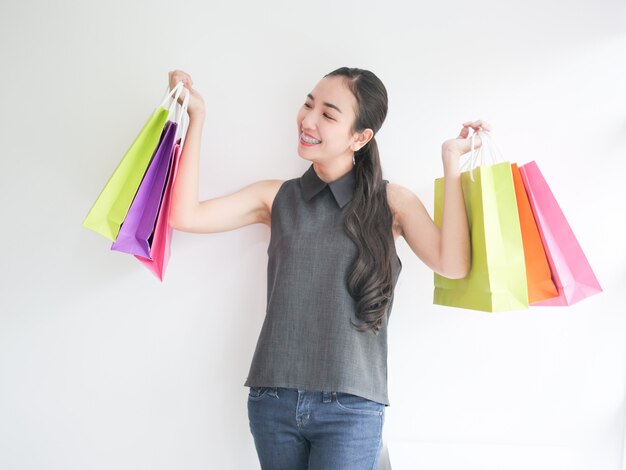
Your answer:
[168,67,489,469]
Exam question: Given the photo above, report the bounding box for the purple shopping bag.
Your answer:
[519,161,602,306]
[111,120,178,258]
[135,141,182,281]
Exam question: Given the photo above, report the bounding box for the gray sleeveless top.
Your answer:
[244,164,402,405]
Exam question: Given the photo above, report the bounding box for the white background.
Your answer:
[1,1,625,469]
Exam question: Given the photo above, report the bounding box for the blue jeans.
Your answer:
[247,386,385,470]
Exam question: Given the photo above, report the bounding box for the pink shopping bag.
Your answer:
[519,161,602,306]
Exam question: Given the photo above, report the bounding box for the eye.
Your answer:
[303,102,335,120]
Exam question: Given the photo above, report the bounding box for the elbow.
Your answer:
[168,212,189,232]
[454,258,471,279]
[442,266,469,279]
[437,255,471,279]
[168,220,184,231]
[169,195,196,231]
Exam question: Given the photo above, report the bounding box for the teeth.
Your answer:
[301,132,321,144]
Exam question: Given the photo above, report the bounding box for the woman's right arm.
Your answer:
[167,70,282,234]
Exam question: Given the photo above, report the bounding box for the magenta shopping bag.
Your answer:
[519,161,602,306]
[111,120,178,258]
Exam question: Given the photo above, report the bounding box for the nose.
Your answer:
[301,111,318,131]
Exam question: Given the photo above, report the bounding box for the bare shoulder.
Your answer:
[385,182,417,239]
[385,182,419,215]
[261,178,285,205]
[256,178,285,194]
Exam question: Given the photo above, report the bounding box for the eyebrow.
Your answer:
[307,93,343,114]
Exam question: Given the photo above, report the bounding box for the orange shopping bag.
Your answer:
[511,163,558,303]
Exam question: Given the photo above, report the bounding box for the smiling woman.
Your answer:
[166,66,487,469]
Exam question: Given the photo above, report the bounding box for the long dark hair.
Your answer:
[323,67,395,334]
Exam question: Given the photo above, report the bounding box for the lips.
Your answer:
[302,130,320,141]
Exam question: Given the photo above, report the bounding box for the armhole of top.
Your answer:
[269,179,291,219]
[382,179,402,269]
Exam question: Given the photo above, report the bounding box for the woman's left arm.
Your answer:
[389,120,491,279]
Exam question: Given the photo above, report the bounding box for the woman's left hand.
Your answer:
[442,120,493,160]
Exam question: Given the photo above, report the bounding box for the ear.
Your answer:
[351,128,374,152]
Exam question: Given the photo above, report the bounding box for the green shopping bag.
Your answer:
[82,81,185,241]
[433,131,528,312]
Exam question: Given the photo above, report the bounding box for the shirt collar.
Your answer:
[300,163,356,208]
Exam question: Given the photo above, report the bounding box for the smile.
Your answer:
[300,132,321,144]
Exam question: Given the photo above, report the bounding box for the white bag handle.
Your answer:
[167,82,184,116]
[158,81,184,110]
[461,130,505,181]
[156,80,190,151]
[175,87,190,151]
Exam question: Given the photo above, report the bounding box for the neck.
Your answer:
[312,156,354,183]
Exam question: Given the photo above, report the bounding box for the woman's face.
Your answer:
[296,76,369,164]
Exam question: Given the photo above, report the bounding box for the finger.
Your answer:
[176,79,190,91]
[170,73,183,85]
[464,124,486,134]
[170,70,190,84]
[462,124,480,135]
[180,76,193,88]
[462,124,480,134]
[465,120,493,132]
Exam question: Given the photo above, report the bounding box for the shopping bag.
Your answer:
[82,81,185,241]
[433,131,528,312]
[110,120,178,257]
[511,163,559,303]
[519,161,602,306]
[111,84,187,258]
[135,141,183,281]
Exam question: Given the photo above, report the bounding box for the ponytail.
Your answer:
[344,136,396,333]
[325,67,396,334]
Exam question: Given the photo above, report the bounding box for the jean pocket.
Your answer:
[334,392,385,415]
[248,386,276,400]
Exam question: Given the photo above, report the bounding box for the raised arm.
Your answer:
[388,120,491,279]
[167,69,282,234]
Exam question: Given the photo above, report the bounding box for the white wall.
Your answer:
[1,0,625,469]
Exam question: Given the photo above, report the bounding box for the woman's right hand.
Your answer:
[168,69,205,118]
